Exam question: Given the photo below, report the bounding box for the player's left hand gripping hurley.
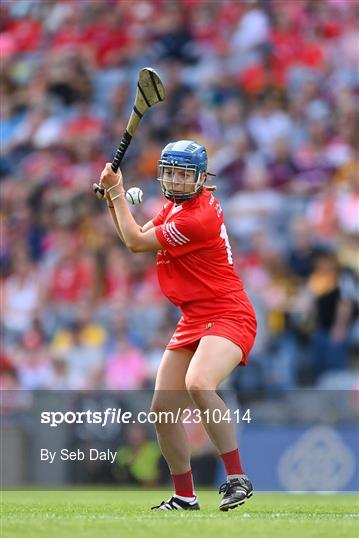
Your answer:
[94,67,165,200]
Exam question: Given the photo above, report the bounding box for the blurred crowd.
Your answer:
[1,0,358,393]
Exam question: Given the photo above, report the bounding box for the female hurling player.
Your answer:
[99,140,257,511]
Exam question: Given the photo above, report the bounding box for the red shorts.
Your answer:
[166,292,257,366]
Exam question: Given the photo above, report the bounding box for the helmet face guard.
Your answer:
[157,140,208,203]
[157,162,205,203]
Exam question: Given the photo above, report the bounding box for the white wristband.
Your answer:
[111,191,125,202]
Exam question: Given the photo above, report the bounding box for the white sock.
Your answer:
[175,494,197,502]
[227,474,247,481]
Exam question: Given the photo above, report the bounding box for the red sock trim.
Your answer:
[220,449,244,475]
[171,470,195,498]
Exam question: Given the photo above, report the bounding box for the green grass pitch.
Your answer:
[1,489,358,537]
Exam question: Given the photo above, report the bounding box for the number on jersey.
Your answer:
[220,224,233,265]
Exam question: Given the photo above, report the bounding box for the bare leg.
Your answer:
[185,336,253,511]
[151,348,193,474]
[185,336,243,454]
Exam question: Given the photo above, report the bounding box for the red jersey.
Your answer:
[152,189,248,319]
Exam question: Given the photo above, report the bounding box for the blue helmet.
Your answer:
[158,140,208,202]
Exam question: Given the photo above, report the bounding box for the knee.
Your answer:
[185,373,214,396]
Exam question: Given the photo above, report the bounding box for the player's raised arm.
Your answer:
[104,189,126,243]
[100,163,162,253]
[101,184,154,242]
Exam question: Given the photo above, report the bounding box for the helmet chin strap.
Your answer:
[163,185,204,203]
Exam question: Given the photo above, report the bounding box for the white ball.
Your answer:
[126,187,143,205]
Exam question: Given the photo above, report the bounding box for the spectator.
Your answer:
[225,163,284,246]
[3,251,43,343]
[51,319,106,389]
[105,338,148,390]
[286,216,322,280]
[308,253,354,379]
